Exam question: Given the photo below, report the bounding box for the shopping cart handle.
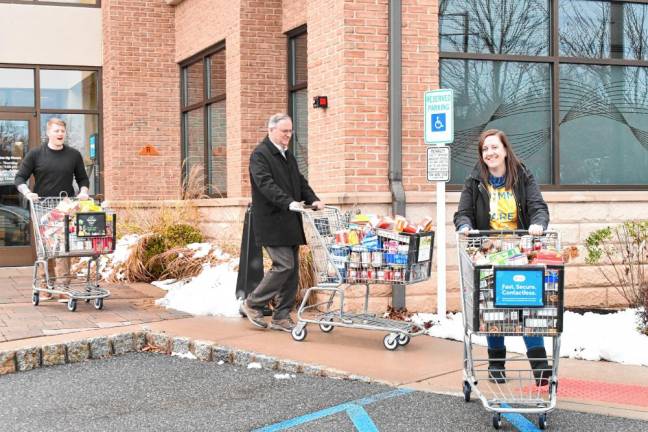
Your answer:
[460,229,556,236]
[289,204,319,212]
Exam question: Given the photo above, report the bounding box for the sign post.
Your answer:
[424,89,454,318]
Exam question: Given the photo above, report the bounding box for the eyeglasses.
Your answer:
[278,129,294,135]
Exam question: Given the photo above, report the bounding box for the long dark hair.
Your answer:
[477,129,522,190]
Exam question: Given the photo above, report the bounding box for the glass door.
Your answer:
[0,113,36,266]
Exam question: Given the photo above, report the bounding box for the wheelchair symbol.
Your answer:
[431,113,446,132]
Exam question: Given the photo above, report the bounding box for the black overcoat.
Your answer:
[249,136,319,246]
[453,163,549,231]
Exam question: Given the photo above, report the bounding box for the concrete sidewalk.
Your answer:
[1,266,647,422]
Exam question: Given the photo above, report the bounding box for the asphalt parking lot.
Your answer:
[1,353,647,432]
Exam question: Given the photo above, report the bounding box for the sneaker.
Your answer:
[269,317,296,332]
[240,301,268,329]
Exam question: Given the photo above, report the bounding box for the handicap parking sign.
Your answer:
[424,89,453,144]
[431,113,446,132]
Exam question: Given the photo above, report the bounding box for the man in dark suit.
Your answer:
[241,113,324,332]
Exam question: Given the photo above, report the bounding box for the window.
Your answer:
[288,27,308,178]
[39,69,100,194]
[0,68,34,107]
[439,0,648,187]
[0,65,102,195]
[180,44,227,197]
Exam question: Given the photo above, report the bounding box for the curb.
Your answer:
[0,330,377,384]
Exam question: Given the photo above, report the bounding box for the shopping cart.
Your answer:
[29,196,116,312]
[457,230,564,430]
[291,206,434,350]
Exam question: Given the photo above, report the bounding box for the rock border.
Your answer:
[0,331,375,383]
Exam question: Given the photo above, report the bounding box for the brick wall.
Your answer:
[341,0,390,194]
[102,0,180,200]
[283,0,307,32]
[175,0,240,196]
[103,0,644,312]
[238,0,288,196]
[402,0,438,193]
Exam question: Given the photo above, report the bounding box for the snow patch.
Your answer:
[413,309,648,366]
[171,351,197,360]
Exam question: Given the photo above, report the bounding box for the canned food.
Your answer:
[348,230,360,245]
[502,237,516,251]
[384,269,393,281]
[348,269,357,282]
[371,251,383,267]
[393,269,402,281]
[360,249,371,266]
[520,235,533,253]
[377,269,385,280]
[349,246,363,268]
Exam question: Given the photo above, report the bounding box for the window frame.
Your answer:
[287,25,308,177]
[179,41,227,198]
[0,63,103,194]
[439,0,648,190]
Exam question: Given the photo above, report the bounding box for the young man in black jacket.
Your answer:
[242,113,324,332]
[15,117,90,297]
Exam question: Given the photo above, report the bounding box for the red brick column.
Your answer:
[102,0,180,200]
[402,0,438,193]
[237,0,288,197]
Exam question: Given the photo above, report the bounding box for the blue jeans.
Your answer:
[487,336,544,351]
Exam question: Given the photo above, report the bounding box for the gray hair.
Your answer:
[267,113,291,130]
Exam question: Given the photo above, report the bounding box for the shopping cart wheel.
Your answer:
[32,292,39,306]
[291,325,307,342]
[67,298,77,312]
[492,413,501,430]
[94,298,104,310]
[538,413,547,430]
[462,380,471,402]
[383,333,398,351]
[319,318,334,333]
[397,334,410,346]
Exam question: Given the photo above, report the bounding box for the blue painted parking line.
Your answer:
[501,404,541,432]
[346,404,379,432]
[253,388,413,432]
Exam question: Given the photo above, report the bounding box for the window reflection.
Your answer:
[208,52,226,99]
[560,64,648,184]
[0,68,35,107]
[439,0,550,55]
[291,33,308,84]
[183,108,205,191]
[184,62,204,107]
[39,114,100,194]
[560,1,648,60]
[292,89,309,177]
[440,59,552,184]
[208,102,227,197]
[40,70,98,110]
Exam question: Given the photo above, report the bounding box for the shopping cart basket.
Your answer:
[291,206,434,350]
[457,230,564,430]
[29,196,116,312]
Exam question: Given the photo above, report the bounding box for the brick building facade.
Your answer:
[2,0,648,311]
